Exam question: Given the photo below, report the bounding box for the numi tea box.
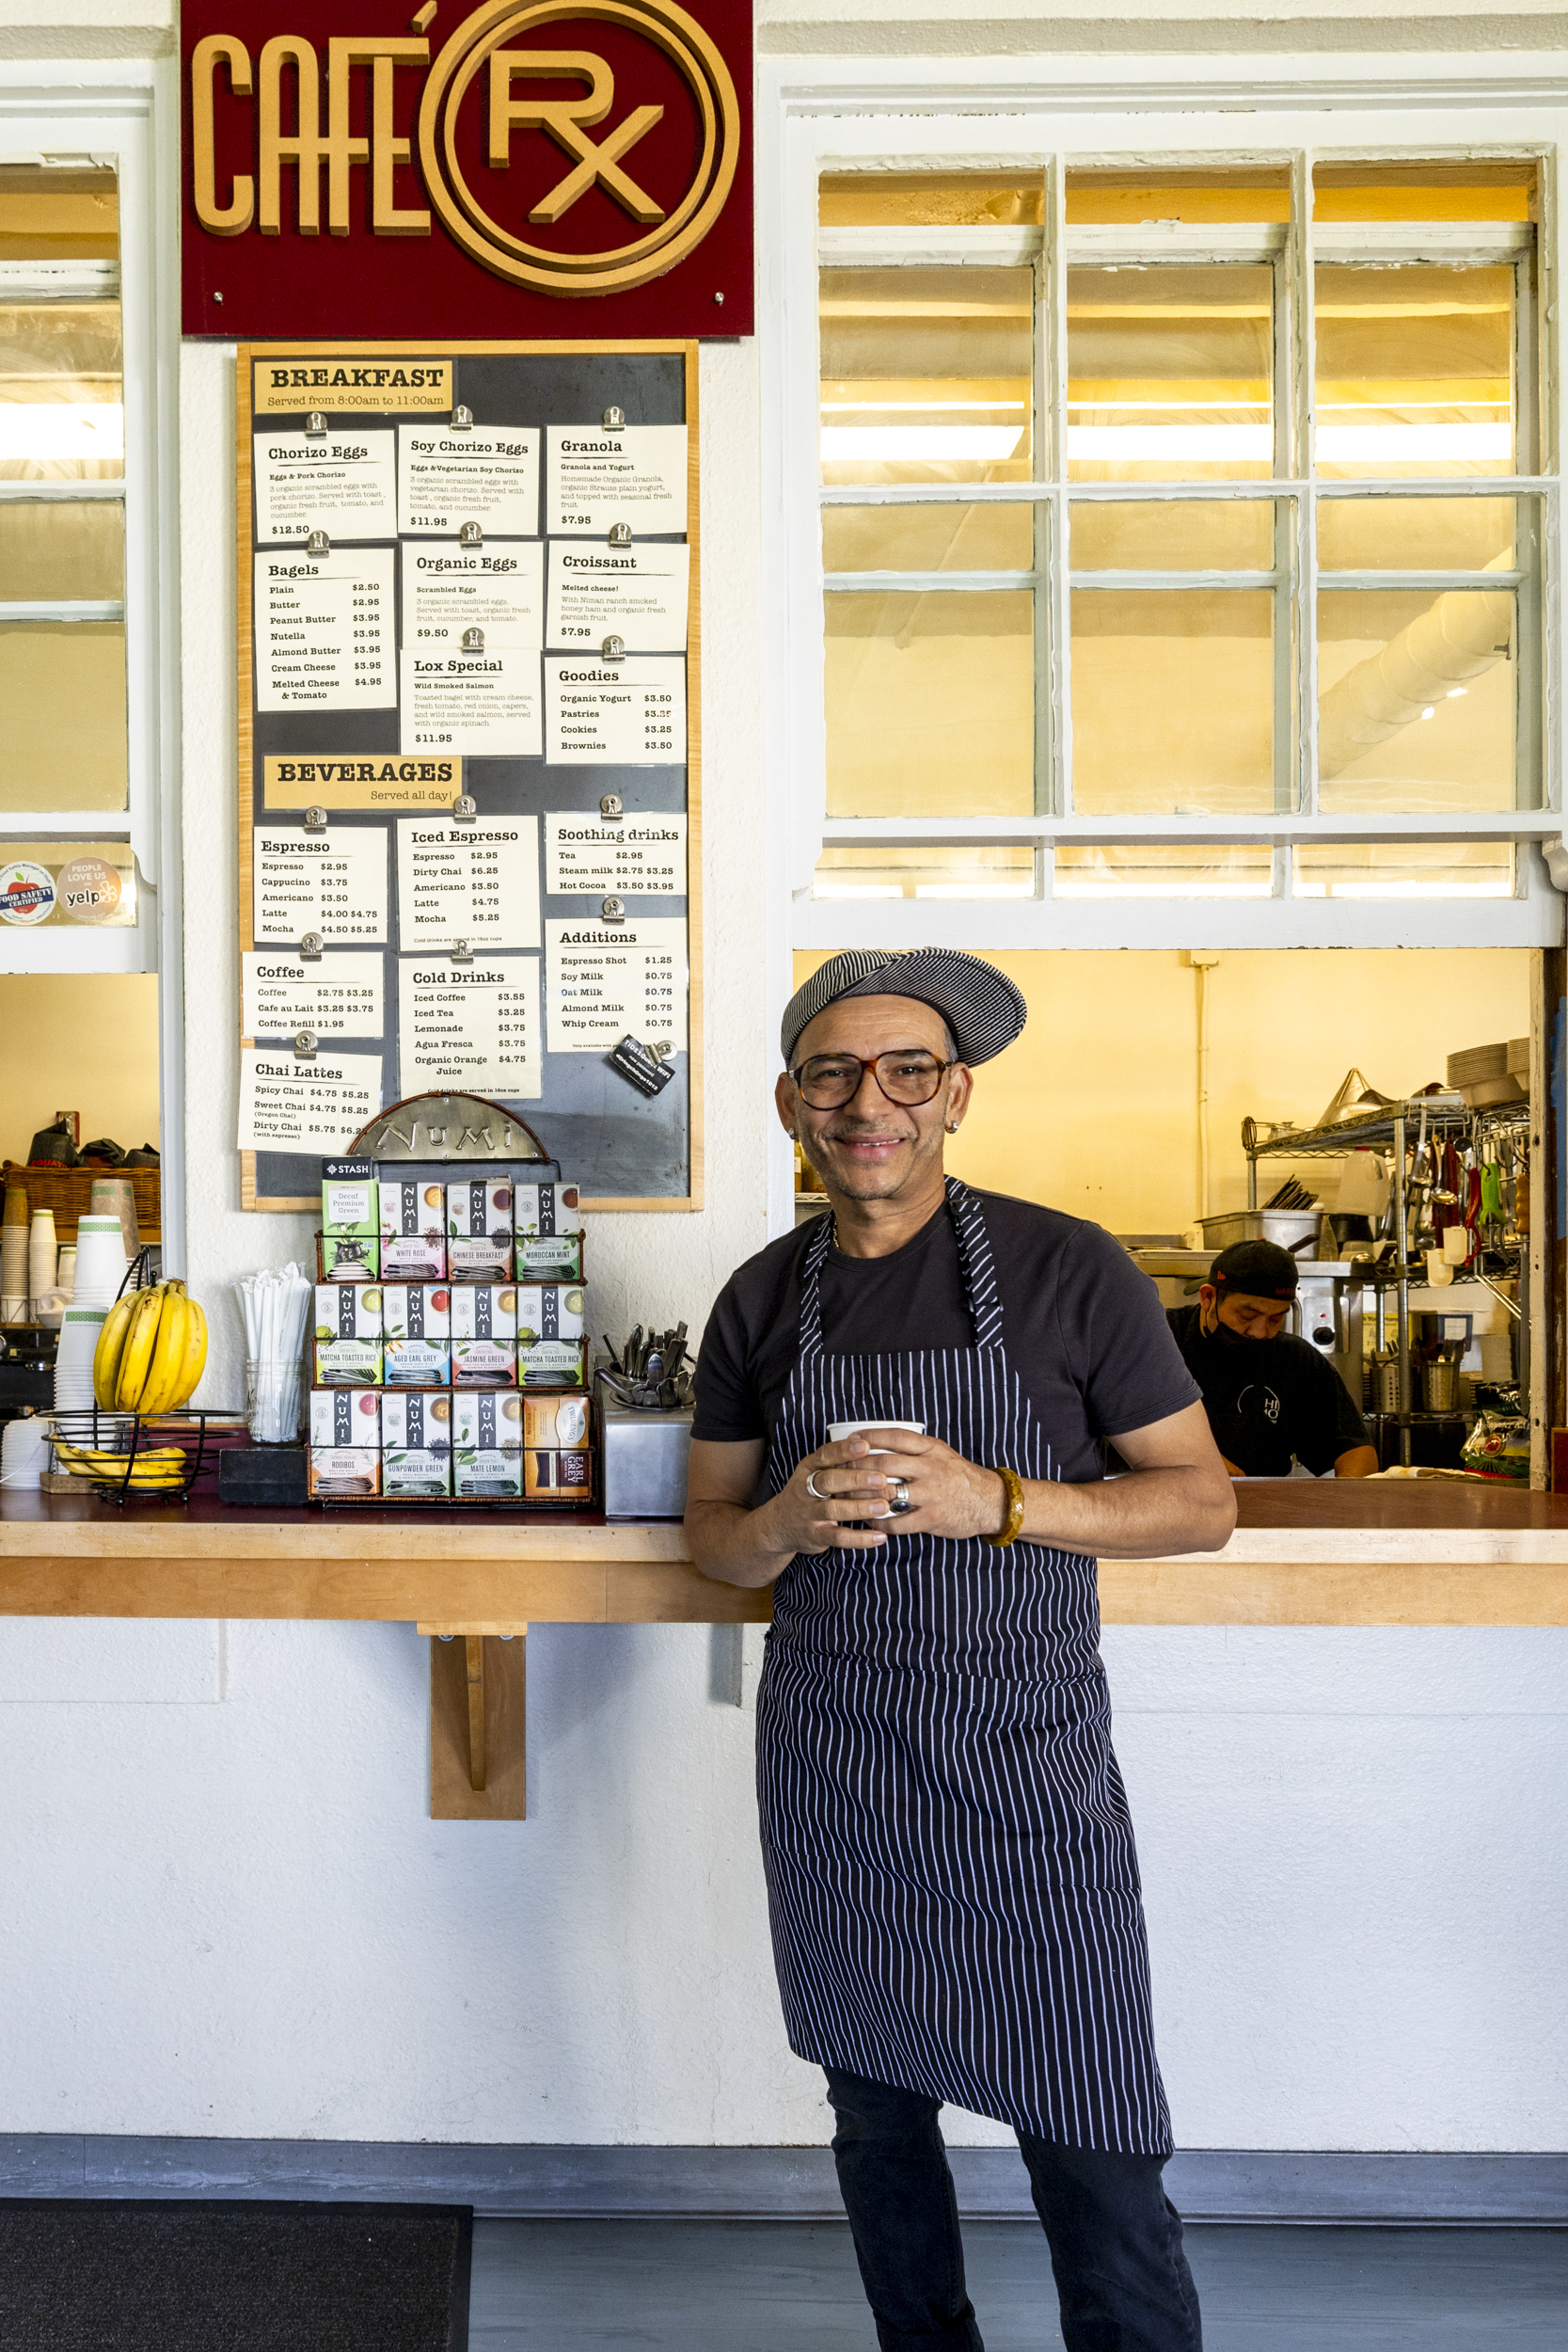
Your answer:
[513,1181,583,1238]
[381,1283,451,1386]
[378,1177,448,1279]
[446,1178,513,1277]
[452,1390,524,1497]
[515,1232,584,1281]
[321,1160,377,1236]
[312,1281,383,1384]
[450,1280,516,1387]
[522,1391,595,1504]
[307,1447,380,1500]
[309,1388,381,1447]
[516,1283,589,1388]
[381,1388,452,1453]
[382,1389,452,1497]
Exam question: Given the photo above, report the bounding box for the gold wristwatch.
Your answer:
[988,1466,1025,1548]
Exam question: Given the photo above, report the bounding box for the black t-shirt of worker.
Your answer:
[693,1191,1200,1481]
[1165,1302,1369,1478]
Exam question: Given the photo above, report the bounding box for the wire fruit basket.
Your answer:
[48,1407,241,1503]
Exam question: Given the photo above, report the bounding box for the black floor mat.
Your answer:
[0,2199,471,2352]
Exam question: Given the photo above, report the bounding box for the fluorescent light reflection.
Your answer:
[820,426,1024,460]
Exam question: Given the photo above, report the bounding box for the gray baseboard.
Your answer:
[0,2137,1564,2223]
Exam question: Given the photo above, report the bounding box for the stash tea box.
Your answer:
[320,1230,379,1282]
[322,1161,377,1238]
[381,1283,451,1386]
[312,1282,383,1385]
[309,1389,381,1447]
[452,1390,524,1497]
[450,1281,517,1386]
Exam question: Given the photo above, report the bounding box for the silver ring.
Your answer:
[886,1476,912,1515]
[805,1470,831,1501]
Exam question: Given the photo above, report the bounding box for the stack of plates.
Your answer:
[1447,1041,1526,1109]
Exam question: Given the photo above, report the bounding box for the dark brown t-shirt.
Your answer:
[692,1190,1200,1484]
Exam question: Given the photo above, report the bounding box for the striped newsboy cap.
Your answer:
[782,948,1027,1069]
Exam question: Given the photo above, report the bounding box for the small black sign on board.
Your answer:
[607,1036,675,1099]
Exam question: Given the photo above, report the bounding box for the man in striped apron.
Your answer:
[687,948,1236,2352]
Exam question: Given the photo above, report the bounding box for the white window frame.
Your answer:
[759,55,1568,991]
[0,62,183,1267]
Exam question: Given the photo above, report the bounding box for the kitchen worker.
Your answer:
[686,946,1235,2352]
[1164,1238,1379,1481]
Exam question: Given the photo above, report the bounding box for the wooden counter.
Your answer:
[1,1484,1566,1627]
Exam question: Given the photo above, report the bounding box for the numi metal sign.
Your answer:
[182,0,752,339]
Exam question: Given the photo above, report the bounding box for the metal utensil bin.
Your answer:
[597,1376,694,1520]
[1197,1210,1323,1255]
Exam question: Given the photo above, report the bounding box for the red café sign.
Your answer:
[181,0,752,338]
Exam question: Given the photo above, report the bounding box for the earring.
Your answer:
[945,1121,958,1134]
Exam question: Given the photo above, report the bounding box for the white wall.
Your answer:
[0,13,1566,2162]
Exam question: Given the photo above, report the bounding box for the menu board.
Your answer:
[238,342,700,1208]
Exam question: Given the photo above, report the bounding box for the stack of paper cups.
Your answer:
[55,1303,106,1416]
[55,1246,75,1303]
[71,1215,129,1311]
[2,1184,26,1322]
[28,1209,56,1313]
[89,1177,139,1265]
[1,1410,51,1491]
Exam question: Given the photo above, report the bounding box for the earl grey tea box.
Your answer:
[322,1159,377,1237]
[381,1283,451,1385]
[312,1282,383,1385]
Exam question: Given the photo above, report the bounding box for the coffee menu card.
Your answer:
[240,343,696,1203]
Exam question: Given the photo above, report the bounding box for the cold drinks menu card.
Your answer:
[240,343,697,1205]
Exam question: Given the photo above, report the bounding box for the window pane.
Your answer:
[1069,589,1276,815]
[0,498,122,599]
[1054,844,1273,897]
[1068,265,1273,482]
[1313,166,1532,225]
[1070,499,1275,570]
[1317,495,1519,573]
[1293,843,1514,898]
[814,845,1037,898]
[820,267,1033,487]
[0,299,122,482]
[1314,265,1513,480]
[1317,588,1515,812]
[825,590,1033,817]
[819,175,1042,229]
[822,501,1034,574]
[0,621,126,809]
[0,164,118,259]
[1066,170,1289,226]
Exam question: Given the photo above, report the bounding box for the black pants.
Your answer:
[825,2066,1202,2352]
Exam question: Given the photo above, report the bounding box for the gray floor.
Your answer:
[469,2218,1568,2349]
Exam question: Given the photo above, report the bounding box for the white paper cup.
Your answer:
[828,1419,924,1447]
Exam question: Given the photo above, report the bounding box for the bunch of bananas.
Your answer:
[92,1279,209,1416]
[53,1437,188,1490]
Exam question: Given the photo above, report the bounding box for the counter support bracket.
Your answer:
[420,1623,529,1820]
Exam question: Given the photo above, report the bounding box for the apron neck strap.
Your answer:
[798,1178,1003,1359]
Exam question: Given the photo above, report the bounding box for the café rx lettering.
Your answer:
[182,0,753,339]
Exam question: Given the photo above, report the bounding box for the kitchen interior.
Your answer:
[794,945,1541,1479]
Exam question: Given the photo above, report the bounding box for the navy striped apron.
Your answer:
[755,1177,1172,2153]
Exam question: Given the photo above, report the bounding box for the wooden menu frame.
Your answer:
[236,339,703,1214]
